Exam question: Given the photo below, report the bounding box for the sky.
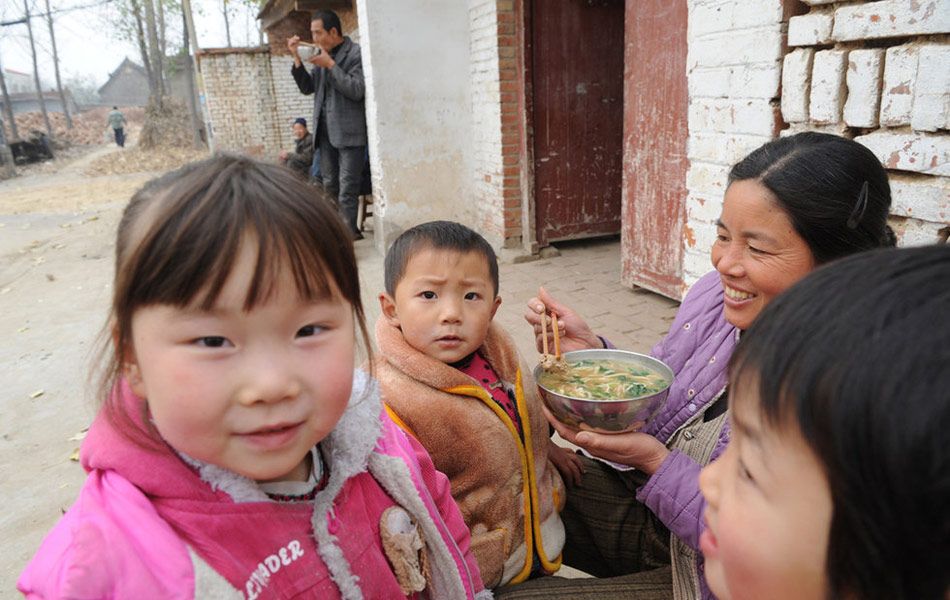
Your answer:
[0,0,264,89]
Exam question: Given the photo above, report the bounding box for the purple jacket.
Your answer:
[618,271,736,599]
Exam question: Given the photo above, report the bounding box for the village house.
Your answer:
[1,68,79,116]
[98,56,201,111]
[195,0,949,301]
[97,58,150,107]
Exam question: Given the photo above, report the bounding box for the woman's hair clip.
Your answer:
[847,180,870,229]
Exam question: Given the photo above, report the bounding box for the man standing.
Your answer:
[106,106,127,148]
[279,117,315,179]
[288,9,367,240]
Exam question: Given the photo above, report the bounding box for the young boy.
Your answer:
[374,221,582,589]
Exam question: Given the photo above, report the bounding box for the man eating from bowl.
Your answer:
[287,9,367,240]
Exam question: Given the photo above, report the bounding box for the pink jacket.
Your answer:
[18,371,490,600]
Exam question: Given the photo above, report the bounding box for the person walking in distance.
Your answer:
[288,9,367,240]
[107,106,127,148]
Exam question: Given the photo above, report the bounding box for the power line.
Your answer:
[1,0,114,27]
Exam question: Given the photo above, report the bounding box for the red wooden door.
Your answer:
[531,0,625,245]
[620,0,688,299]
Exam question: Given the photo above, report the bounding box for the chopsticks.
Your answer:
[538,290,565,371]
[541,308,550,356]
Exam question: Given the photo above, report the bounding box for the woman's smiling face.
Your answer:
[710,179,815,330]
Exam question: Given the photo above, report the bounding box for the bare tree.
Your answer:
[142,0,165,105]
[0,120,15,178]
[22,0,53,137]
[0,54,19,140]
[129,0,155,92]
[44,0,73,129]
[157,0,168,91]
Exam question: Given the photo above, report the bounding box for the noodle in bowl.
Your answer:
[534,349,673,434]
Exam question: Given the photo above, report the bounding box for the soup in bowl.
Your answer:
[534,349,673,434]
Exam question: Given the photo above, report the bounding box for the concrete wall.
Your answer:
[355,0,474,251]
[0,92,79,116]
[683,0,949,291]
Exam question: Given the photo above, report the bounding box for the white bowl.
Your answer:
[297,45,322,60]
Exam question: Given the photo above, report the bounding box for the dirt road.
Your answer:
[0,141,678,595]
[0,143,205,596]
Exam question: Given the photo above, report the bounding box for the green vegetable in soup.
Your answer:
[538,358,667,400]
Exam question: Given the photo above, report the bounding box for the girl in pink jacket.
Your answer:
[18,155,489,600]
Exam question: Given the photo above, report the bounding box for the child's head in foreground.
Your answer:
[380,220,501,364]
[104,153,370,484]
[698,245,950,600]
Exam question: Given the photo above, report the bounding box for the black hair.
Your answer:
[383,220,499,296]
[112,106,118,110]
[728,131,896,264]
[729,245,950,600]
[311,9,342,36]
[102,153,372,443]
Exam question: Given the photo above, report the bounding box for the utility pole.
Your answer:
[181,0,213,151]
[181,6,202,149]
[23,0,53,138]
[0,53,19,140]
[44,0,72,129]
[222,0,232,47]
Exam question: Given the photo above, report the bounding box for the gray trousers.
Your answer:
[493,455,673,599]
[318,125,365,235]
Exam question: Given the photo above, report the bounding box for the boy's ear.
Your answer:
[490,295,502,321]
[379,293,400,327]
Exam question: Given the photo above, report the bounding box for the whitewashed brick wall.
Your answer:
[684,0,785,291]
[199,49,314,159]
[469,0,525,250]
[786,0,950,248]
[685,0,949,294]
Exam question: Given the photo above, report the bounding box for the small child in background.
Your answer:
[373,220,583,589]
[18,156,489,599]
[699,245,950,600]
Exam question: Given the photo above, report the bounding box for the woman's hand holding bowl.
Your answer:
[542,404,671,475]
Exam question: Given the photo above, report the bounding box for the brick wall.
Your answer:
[199,48,314,159]
[785,0,950,247]
[684,0,789,288]
[265,11,312,56]
[470,0,524,250]
[685,0,949,291]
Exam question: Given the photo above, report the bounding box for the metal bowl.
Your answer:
[297,45,322,60]
[534,349,674,434]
